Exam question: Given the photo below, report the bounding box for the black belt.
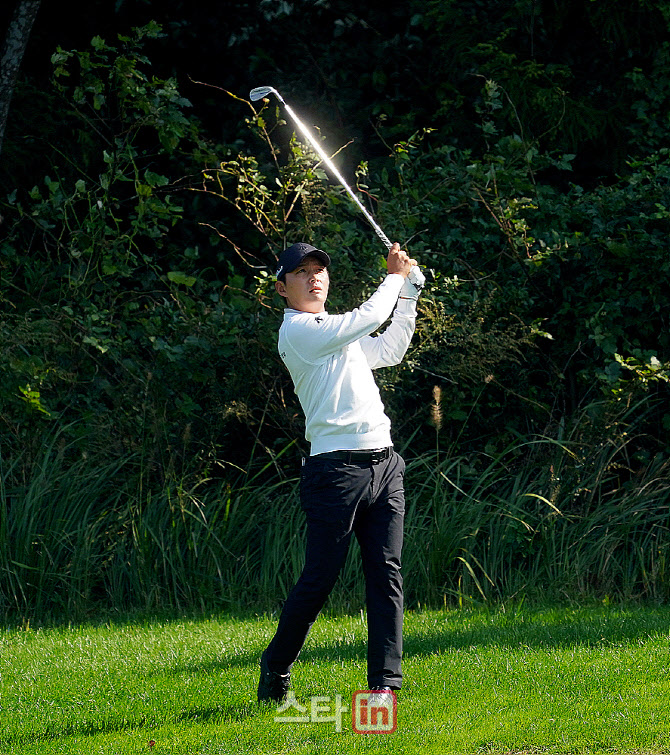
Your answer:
[313,447,393,464]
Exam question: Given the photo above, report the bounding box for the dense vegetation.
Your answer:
[0,1,669,618]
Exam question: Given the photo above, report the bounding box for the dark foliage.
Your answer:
[0,1,669,615]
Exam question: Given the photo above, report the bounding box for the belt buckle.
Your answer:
[371,448,389,464]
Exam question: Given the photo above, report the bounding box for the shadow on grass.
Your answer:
[161,603,670,680]
[0,701,261,748]
[402,604,670,657]
[176,701,259,724]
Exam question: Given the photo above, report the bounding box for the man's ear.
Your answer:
[275,280,287,298]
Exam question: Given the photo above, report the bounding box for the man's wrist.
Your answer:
[396,297,417,315]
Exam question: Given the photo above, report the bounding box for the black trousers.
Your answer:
[264,451,405,689]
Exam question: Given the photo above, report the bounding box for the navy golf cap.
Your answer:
[275,242,331,281]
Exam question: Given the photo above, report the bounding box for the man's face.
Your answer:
[275,255,329,313]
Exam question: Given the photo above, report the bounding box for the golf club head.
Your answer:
[249,86,282,103]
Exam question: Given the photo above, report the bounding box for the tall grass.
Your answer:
[1,399,669,620]
[401,434,670,606]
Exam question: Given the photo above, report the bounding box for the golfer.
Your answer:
[257,240,423,703]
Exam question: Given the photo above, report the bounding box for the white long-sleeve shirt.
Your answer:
[278,273,416,455]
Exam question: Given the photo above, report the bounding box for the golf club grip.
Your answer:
[373,226,393,250]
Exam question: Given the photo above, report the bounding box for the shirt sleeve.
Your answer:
[359,297,417,369]
[282,274,405,365]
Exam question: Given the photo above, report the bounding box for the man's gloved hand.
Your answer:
[400,265,425,300]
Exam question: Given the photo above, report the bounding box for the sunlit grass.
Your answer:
[2,605,670,754]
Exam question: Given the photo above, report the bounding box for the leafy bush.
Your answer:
[1,19,669,618]
[0,24,242,476]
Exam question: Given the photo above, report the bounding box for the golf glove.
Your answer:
[400,265,425,300]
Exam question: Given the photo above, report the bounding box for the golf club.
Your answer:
[249,85,394,251]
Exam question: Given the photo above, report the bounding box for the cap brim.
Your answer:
[308,250,331,267]
[276,248,331,280]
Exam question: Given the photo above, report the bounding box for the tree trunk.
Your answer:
[0,0,41,160]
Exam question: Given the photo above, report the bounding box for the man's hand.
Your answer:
[386,242,416,279]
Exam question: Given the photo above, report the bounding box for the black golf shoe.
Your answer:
[257,650,291,703]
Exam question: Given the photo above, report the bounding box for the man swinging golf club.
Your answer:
[257,240,424,702]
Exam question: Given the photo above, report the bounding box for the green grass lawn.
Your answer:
[2,604,670,754]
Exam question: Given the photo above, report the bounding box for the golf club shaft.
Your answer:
[252,87,393,250]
